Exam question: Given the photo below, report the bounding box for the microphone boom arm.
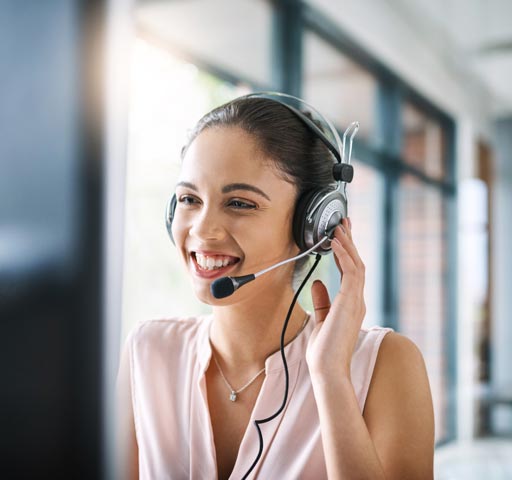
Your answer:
[210,235,331,298]
[254,235,329,278]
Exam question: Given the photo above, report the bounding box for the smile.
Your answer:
[190,252,240,279]
[194,253,239,271]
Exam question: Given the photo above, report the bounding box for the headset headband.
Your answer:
[244,92,359,185]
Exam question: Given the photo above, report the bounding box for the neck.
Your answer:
[209,283,307,373]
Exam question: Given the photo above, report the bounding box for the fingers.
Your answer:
[331,217,365,294]
[332,218,364,272]
[311,280,331,323]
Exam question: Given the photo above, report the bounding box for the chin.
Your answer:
[192,281,228,306]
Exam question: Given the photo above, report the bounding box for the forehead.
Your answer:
[179,126,294,194]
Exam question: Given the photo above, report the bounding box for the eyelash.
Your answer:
[178,195,199,206]
[228,199,256,210]
[177,195,257,210]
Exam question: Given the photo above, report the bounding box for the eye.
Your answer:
[178,194,200,206]
[227,198,256,210]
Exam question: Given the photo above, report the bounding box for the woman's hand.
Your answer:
[305,217,366,381]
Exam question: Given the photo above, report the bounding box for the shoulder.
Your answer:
[351,326,394,368]
[366,331,431,403]
[127,316,207,341]
[356,325,394,348]
[376,330,422,358]
[363,332,435,477]
[126,315,210,355]
[372,331,427,380]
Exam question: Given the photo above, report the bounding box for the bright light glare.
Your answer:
[121,39,241,341]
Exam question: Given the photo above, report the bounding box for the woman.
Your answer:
[117,95,435,479]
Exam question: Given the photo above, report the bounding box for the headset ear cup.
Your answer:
[293,188,347,253]
[165,194,177,245]
[293,189,322,251]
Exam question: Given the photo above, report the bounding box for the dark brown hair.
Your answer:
[182,97,336,196]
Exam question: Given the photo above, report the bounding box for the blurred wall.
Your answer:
[491,117,512,435]
[0,1,106,477]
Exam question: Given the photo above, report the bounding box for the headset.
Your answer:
[165,91,359,256]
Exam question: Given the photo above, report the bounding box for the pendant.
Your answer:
[230,391,237,402]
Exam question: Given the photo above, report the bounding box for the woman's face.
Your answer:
[172,126,300,305]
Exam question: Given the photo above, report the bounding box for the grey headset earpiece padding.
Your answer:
[165,194,177,245]
[293,188,347,254]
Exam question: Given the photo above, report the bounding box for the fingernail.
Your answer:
[347,217,352,230]
[339,225,346,235]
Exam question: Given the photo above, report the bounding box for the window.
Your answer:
[348,162,384,328]
[398,175,449,441]
[303,32,383,326]
[302,26,455,443]
[303,31,378,143]
[402,101,446,180]
[136,0,273,87]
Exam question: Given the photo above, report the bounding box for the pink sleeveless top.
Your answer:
[126,315,393,479]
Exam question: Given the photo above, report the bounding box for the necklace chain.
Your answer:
[211,312,310,402]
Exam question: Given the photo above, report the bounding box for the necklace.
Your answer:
[212,312,310,402]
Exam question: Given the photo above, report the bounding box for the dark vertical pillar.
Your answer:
[0,1,106,478]
[444,120,458,442]
[375,81,402,331]
[272,0,303,96]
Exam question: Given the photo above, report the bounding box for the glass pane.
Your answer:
[401,102,446,179]
[122,38,249,341]
[303,31,378,142]
[398,175,449,442]
[135,0,272,87]
[347,162,384,328]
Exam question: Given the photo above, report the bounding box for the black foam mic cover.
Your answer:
[211,277,235,299]
[210,274,256,299]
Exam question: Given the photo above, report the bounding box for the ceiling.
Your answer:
[387,0,512,116]
[136,0,512,117]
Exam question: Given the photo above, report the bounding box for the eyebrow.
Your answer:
[222,183,271,201]
[176,181,271,201]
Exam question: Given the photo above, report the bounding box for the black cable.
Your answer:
[241,253,322,479]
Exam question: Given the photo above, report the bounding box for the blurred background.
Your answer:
[1,0,511,478]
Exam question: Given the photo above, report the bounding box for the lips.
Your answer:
[190,251,241,280]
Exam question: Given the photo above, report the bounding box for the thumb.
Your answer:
[311,280,331,323]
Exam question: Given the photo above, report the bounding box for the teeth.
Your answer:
[195,253,237,271]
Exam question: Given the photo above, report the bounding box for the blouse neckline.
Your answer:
[197,312,314,375]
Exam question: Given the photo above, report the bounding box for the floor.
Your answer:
[435,438,512,479]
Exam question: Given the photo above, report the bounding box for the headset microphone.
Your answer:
[210,233,333,299]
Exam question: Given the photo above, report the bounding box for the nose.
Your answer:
[188,204,226,242]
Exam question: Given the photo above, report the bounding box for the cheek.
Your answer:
[171,212,188,250]
[258,209,297,253]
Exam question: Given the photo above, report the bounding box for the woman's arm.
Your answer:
[116,340,139,480]
[306,218,434,479]
[311,332,434,479]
